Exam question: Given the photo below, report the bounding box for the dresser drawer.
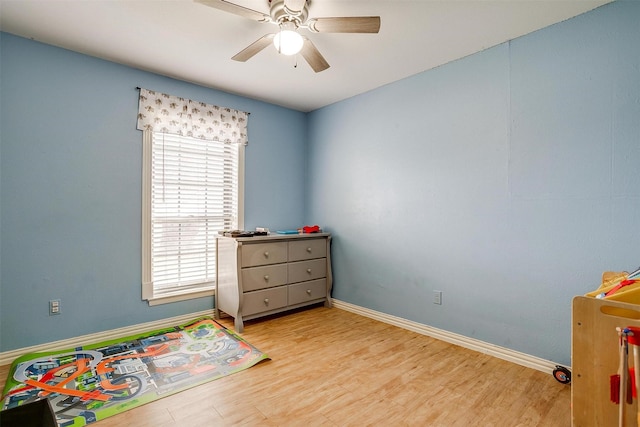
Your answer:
[242,264,288,292]
[288,259,326,283]
[288,239,326,261]
[288,279,327,305]
[241,242,288,267]
[242,286,288,316]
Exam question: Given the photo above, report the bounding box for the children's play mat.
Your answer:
[1,317,269,426]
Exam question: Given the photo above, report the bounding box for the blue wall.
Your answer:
[0,33,307,351]
[307,0,639,366]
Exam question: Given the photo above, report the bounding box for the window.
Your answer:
[142,131,244,305]
[136,88,248,305]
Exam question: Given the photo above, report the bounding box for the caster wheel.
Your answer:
[553,365,571,384]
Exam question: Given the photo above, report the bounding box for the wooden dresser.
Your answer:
[215,233,332,332]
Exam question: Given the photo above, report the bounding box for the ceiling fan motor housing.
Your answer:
[269,0,309,26]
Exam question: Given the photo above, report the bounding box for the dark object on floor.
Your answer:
[0,398,57,427]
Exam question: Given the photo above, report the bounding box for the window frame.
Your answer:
[141,130,244,306]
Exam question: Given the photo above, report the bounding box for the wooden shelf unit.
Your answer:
[572,296,640,426]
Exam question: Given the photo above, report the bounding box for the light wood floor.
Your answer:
[0,305,571,426]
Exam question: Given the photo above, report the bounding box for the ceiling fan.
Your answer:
[195,0,381,72]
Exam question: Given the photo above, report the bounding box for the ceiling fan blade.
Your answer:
[195,0,270,22]
[307,17,381,33]
[283,0,306,13]
[232,34,275,62]
[300,37,330,73]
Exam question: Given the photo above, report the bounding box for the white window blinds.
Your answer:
[138,89,247,305]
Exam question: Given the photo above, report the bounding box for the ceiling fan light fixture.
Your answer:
[273,30,304,56]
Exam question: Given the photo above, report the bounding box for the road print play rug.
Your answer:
[1,317,269,426]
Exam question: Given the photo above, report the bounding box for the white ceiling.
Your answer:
[0,0,612,112]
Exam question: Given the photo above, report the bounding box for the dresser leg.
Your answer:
[234,317,244,333]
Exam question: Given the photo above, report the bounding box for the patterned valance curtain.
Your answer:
[136,88,249,145]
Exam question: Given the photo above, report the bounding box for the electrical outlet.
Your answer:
[50,299,61,315]
[433,291,442,305]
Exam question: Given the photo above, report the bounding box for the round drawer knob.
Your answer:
[307,268,312,274]
[264,251,269,258]
[264,275,269,281]
[264,298,269,305]
[306,247,312,253]
[306,289,312,295]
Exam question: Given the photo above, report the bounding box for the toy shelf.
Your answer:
[572,296,640,426]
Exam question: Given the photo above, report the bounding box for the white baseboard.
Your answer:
[1,302,566,377]
[0,309,215,366]
[332,299,566,375]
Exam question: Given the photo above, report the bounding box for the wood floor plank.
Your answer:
[0,306,570,426]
